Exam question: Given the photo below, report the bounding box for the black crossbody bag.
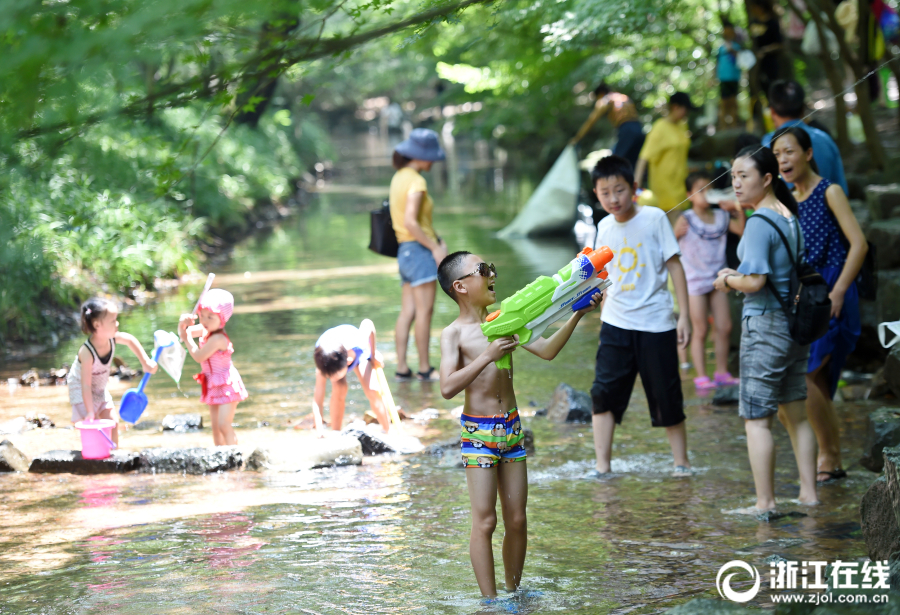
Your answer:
[753,215,832,346]
[369,199,399,257]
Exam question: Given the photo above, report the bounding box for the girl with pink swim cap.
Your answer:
[178,288,249,445]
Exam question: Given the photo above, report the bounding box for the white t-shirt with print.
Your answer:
[594,206,681,332]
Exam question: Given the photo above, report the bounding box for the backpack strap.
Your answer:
[749,214,799,314]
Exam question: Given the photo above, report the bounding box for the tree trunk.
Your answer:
[810,0,885,168]
[743,0,764,130]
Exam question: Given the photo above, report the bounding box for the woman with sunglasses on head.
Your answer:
[389,128,447,382]
[713,146,818,514]
[771,126,867,485]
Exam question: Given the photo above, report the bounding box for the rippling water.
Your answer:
[0,135,878,613]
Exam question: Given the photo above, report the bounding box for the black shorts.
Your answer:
[591,322,685,428]
[720,81,739,99]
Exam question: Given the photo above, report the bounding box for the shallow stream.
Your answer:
[0,134,878,613]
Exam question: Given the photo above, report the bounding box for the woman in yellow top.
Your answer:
[389,128,448,381]
[634,92,694,221]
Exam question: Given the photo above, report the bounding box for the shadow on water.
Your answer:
[0,133,880,613]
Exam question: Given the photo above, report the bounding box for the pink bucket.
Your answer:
[75,419,117,459]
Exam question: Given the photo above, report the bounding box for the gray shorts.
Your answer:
[397,241,438,287]
[72,398,115,423]
[739,310,809,420]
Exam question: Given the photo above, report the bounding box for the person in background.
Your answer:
[634,92,695,222]
[713,146,818,514]
[771,126,867,484]
[674,171,745,393]
[762,80,849,194]
[311,320,392,435]
[717,20,743,129]
[389,128,448,382]
[748,0,784,104]
[571,82,646,169]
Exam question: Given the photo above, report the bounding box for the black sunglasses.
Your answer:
[456,262,496,281]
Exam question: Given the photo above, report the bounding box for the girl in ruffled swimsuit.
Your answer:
[179,288,248,445]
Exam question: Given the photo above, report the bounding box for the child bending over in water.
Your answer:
[312,319,391,435]
[437,252,601,598]
[674,170,745,392]
[179,289,248,445]
[67,298,158,445]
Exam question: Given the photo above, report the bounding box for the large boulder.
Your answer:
[866,183,900,220]
[138,447,241,474]
[887,346,900,400]
[161,413,203,431]
[548,383,592,423]
[883,446,900,531]
[861,476,900,562]
[868,220,900,269]
[342,424,424,455]
[863,408,900,472]
[29,450,141,474]
[0,440,30,472]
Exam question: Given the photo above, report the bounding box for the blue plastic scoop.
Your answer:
[118,331,175,424]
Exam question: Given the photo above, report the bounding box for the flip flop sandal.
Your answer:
[817,468,848,484]
[416,367,439,382]
[394,369,413,381]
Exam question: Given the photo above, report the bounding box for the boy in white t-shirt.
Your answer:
[589,155,693,477]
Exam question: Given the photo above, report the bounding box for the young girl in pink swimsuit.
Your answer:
[179,288,248,445]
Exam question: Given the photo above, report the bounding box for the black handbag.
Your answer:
[369,199,399,257]
[754,215,832,346]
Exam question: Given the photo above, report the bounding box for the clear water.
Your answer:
[0,134,877,613]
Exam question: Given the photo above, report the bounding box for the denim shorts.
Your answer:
[739,310,809,420]
[397,241,438,287]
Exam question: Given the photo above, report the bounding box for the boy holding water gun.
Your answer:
[437,251,601,598]
[590,155,692,477]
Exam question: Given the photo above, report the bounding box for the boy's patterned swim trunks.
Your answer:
[460,408,526,468]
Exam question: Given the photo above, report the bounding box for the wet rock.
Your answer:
[342,424,425,455]
[547,383,592,423]
[870,368,893,400]
[19,368,40,386]
[138,447,241,474]
[861,476,900,562]
[662,598,751,614]
[161,413,203,432]
[244,448,271,471]
[886,346,900,399]
[877,270,900,324]
[712,385,740,406]
[756,510,807,523]
[0,417,31,436]
[522,427,535,453]
[861,408,900,472]
[0,440,30,472]
[868,220,900,269]
[132,420,162,431]
[263,436,363,471]
[423,437,460,456]
[849,198,872,231]
[840,383,871,401]
[29,450,141,474]
[533,407,547,417]
[25,412,54,429]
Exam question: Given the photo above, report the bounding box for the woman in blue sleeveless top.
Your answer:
[771,127,868,484]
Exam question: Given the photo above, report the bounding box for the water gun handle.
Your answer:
[571,287,603,312]
[495,354,512,371]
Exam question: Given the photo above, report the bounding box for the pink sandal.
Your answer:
[714,371,740,387]
[693,376,716,392]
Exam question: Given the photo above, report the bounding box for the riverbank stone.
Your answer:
[866,183,900,220]
[861,476,900,562]
[29,450,141,474]
[161,413,203,431]
[0,440,30,472]
[861,408,900,472]
[886,346,900,399]
[342,424,424,455]
[548,383,592,423]
[868,220,900,269]
[138,447,241,474]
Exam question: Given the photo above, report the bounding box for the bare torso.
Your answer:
[447,320,518,416]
